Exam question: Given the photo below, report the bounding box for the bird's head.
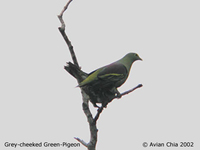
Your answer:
[125,52,142,62]
[118,52,142,72]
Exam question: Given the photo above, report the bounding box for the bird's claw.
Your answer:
[115,93,122,98]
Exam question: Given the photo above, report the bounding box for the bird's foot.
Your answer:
[115,90,122,98]
[93,103,100,108]
[115,92,122,98]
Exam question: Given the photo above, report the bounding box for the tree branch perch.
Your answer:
[58,2,98,149]
[58,1,142,150]
[119,84,143,97]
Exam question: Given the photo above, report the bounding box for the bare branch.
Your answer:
[58,1,98,149]
[58,1,143,150]
[120,84,143,97]
[58,0,79,67]
[59,0,73,17]
[74,137,88,147]
[81,90,98,149]
[58,0,73,30]
[93,106,104,123]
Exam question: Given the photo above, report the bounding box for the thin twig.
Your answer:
[120,84,143,97]
[58,0,73,30]
[59,0,73,16]
[59,29,79,67]
[93,106,104,123]
[74,137,88,147]
[58,0,79,67]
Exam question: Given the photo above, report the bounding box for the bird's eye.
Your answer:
[135,54,138,57]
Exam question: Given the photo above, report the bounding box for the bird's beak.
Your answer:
[139,57,143,61]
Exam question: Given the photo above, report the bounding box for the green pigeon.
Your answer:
[78,52,142,107]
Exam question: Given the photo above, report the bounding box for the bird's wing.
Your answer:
[78,63,127,87]
[97,63,127,81]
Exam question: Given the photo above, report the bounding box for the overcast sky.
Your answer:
[1,0,200,149]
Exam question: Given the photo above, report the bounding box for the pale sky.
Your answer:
[0,0,200,149]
